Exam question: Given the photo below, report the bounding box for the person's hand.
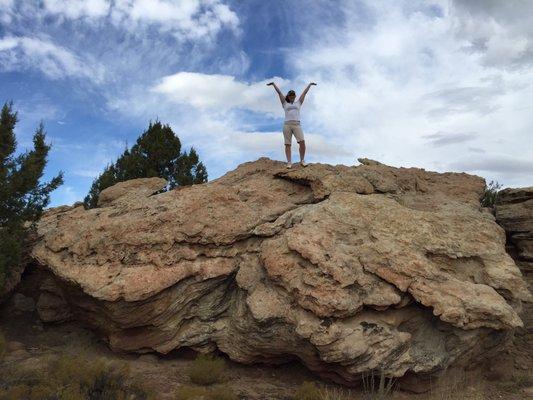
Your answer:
[267,82,274,86]
[310,82,317,86]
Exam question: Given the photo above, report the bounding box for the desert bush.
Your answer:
[185,354,225,385]
[0,354,154,400]
[293,381,322,400]
[176,384,238,400]
[481,180,503,208]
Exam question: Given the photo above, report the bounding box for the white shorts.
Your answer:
[283,121,304,145]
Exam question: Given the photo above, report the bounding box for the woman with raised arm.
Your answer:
[267,82,317,168]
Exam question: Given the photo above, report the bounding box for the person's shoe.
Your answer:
[286,162,292,169]
[300,160,307,167]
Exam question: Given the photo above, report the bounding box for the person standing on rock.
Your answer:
[267,82,317,168]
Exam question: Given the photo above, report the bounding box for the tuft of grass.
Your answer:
[186,354,226,386]
[0,354,155,400]
[176,384,238,400]
[293,381,322,400]
[293,383,355,400]
[362,370,395,400]
[320,386,354,400]
[481,180,503,208]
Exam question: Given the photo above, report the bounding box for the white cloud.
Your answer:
[0,36,105,82]
[151,72,289,114]
[43,0,110,19]
[275,0,533,187]
[17,0,240,41]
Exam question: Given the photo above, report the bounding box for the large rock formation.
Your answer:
[495,187,533,275]
[495,187,533,371]
[30,158,531,384]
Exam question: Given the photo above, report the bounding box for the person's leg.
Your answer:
[293,125,306,165]
[298,140,306,165]
[282,124,292,167]
[285,144,292,165]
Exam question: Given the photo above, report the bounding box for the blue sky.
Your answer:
[1,0,532,207]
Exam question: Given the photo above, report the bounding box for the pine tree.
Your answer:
[0,102,63,290]
[84,121,208,208]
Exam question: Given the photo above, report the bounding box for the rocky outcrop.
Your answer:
[495,187,533,274]
[29,158,530,384]
[494,187,533,372]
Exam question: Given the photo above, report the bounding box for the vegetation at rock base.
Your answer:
[176,384,238,400]
[185,353,226,385]
[0,354,155,400]
[362,370,395,400]
[481,180,503,208]
[84,121,208,209]
[0,101,63,292]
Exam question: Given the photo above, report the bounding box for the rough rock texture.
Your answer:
[494,187,533,371]
[30,158,531,384]
[495,187,533,273]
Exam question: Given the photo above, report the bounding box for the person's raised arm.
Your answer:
[298,82,317,105]
[267,82,285,105]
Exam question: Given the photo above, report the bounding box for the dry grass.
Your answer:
[293,382,355,400]
[175,384,238,400]
[185,353,226,385]
[362,370,395,400]
[0,354,155,400]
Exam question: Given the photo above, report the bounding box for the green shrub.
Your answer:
[186,354,225,385]
[481,180,503,208]
[293,381,322,400]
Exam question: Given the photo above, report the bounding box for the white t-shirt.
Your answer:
[283,100,301,122]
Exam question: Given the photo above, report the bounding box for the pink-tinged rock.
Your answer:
[30,158,531,384]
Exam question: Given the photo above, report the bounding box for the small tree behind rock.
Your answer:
[0,102,63,291]
[481,180,503,208]
[84,121,207,208]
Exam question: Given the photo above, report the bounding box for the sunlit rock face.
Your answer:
[31,158,531,384]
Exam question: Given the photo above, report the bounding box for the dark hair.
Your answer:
[285,90,296,103]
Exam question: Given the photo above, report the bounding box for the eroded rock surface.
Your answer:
[30,158,531,384]
[495,187,533,372]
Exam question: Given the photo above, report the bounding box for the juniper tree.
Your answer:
[0,102,63,290]
[84,121,208,208]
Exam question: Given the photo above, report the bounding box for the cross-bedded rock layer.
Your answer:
[31,158,531,384]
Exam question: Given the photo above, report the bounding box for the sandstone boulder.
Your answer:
[30,158,531,384]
